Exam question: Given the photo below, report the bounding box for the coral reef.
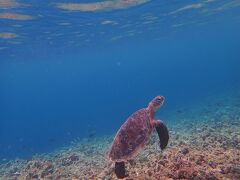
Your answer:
[0,93,240,179]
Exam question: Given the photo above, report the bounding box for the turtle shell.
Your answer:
[108,108,153,162]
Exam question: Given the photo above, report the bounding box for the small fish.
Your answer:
[12,172,21,176]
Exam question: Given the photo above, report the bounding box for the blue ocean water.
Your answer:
[0,0,240,162]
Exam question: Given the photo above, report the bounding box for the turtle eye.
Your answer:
[157,98,162,102]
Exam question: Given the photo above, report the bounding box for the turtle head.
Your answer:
[148,96,165,111]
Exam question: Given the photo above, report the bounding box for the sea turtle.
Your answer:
[107,96,169,178]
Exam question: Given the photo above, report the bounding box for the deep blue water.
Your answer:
[0,0,240,161]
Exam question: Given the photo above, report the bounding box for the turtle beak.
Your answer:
[156,96,164,107]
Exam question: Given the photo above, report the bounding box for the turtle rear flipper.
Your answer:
[155,120,169,150]
[115,162,127,179]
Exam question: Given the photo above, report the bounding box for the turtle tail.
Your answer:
[155,120,169,150]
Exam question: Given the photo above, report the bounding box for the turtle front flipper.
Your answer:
[155,120,169,150]
[115,162,127,179]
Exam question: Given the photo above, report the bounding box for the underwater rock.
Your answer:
[40,161,54,178]
[205,173,218,180]
[26,172,38,179]
[196,155,205,165]
[61,153,79,166]
[221,164,240,175]
[180,147,189,155]
[208,160,217,168]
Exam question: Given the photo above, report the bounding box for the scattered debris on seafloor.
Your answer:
[0,94,240,179]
